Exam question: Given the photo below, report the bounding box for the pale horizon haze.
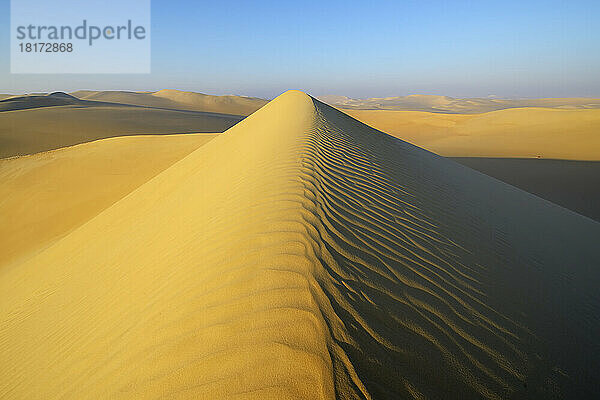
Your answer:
[0,0,599,99]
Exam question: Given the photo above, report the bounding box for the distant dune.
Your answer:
[0,133,215,267]
[319,94,600,113]
[71,89,268,116]
[0,90,268,158]
[1,91,599,399]
[0,92,83,112]
[342,108,600,160]
[0,103,241,158]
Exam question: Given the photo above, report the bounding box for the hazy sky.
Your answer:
[1,0,599,98]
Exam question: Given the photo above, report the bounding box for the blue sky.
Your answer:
[1,0,599,98]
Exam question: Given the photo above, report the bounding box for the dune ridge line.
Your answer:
[1,91,599,399]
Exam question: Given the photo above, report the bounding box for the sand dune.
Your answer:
[71,89,268,116]
[343,107,600,160]
[1,91,599,399]
[0,104,240,158]
[320,94,600,114]
[0,92,83,112]
[0,133,215,267]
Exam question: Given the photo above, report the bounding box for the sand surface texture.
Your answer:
[0,134,216,268]
[1,91,599,399]
[0,91,253,158]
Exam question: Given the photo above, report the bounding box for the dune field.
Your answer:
[1,91,599,399]
[71,89,268,116]
[0,92,243,158]
[341,108,600,161]
[319,94,600,114]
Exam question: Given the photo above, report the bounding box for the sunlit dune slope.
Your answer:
[0,133,216,268]
[71,89,268,116]
[153,89,268,115]
[1,91,599,399]
[0,105,240,158]
[344,107,600,160]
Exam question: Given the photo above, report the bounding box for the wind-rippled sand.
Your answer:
[1,91,599,399]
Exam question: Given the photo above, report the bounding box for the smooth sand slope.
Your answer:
[452,158,600,223]
[0,133,216,267]
[343,108,600,160]
[319,94,600,113]
[1,91,599,399]
[0,103,239,158]
[71,89,268,116]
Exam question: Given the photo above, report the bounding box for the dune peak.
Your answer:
[48,91,77,99]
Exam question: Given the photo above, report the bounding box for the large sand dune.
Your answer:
[343,108,600,160]
[0,90,267,158]
[0,92,83,112]
[452,158,600,223]
[1,91,599,399]
[0,133,216,267]
[0,103,239,158]
[71,89,268,116]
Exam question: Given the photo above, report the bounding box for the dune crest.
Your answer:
[1,91,599,399]
[70,89,267,116]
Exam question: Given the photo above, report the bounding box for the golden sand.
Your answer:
[343,108,600,160]
[1,91,599,399]
[72,89,267,116]
[319,94,600,113]
[0,134,215,267]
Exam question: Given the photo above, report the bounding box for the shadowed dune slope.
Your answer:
[0,92,83,112]
[0,133,216,268]
[343,108,600,160]
[451,158,600,223]
[0,105,240,158]
[1,91,599,399]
